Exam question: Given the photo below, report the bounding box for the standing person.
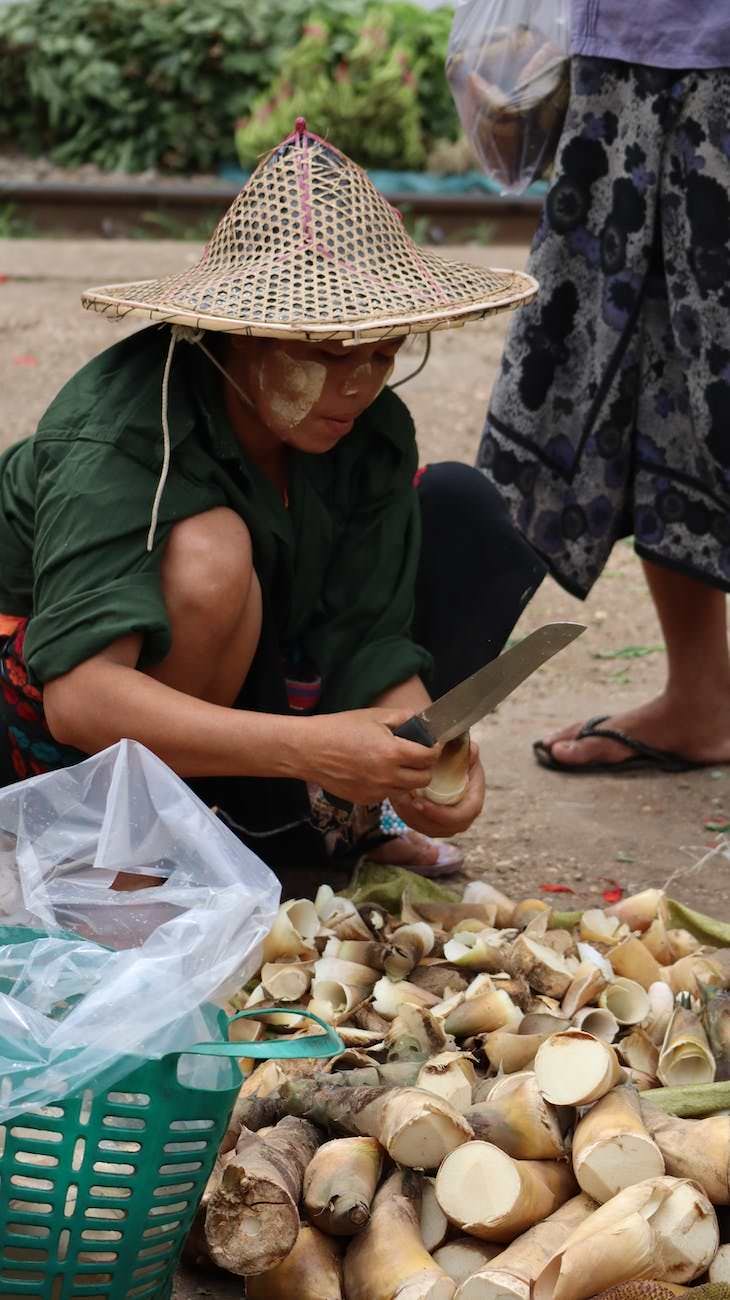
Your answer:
[477,3,730,773]
[0,121,542,878]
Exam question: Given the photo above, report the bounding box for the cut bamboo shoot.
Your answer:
[483,1030,549,1073]
[434,1240,501,1288]
[561,964,608,1018]
[435,1141,577,1242]
[464,1071,567,1160]
[445,989,520,1038]
[344,1170,457,1300]
[532,1177,718,1300]
[462,882,516,928]
[572,1006,619,1043]
[303,1135,383,1235]
[534,1030,623,1105]
[263,899,319,962]
[261,961,313,1002]
[453,1194,596,1300]
[277,1078,473,1169]
[510,935,574,998]
[608,890,663,932]
[205,1116,320,1274]
[618,1028,660,1078]
[640,1102,730,1203]
[610,938,666,991]
[709,1245,730,1284]
[372,976,440,1020]
[245,1224,344,1300]
[421,1175,450,1251]
[572,1085,665,1202]
[417,1052,477,1112]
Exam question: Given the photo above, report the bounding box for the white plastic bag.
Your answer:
[0,739,280,1120]
[446,0,570,194]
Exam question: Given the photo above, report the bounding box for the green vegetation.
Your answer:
[0,0,458,174]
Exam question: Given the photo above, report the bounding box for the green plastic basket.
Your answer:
[0,1009,342,1300]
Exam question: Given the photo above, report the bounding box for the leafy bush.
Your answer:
[0,0,458,174]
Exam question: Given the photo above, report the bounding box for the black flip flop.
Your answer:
[534,715,711,775]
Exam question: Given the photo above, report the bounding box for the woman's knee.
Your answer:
[161,507,255,621]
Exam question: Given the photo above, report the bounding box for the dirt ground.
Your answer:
[3,234,730,1300]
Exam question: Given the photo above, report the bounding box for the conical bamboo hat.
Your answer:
[82,120,536,342]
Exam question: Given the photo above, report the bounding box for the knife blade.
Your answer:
[394,622,586,747]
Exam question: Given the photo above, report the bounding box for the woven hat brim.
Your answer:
[81,269,538,343]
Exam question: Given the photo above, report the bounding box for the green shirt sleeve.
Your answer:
[303,399,433,713]
[25,437,177,683]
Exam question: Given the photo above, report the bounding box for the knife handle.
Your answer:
[323,716,436,814]
[392,716,436,747]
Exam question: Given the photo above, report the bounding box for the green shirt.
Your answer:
[0,326,432,710]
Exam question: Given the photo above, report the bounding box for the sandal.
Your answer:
[534,715,711,775]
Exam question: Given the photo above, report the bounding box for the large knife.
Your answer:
[394,621,585,747]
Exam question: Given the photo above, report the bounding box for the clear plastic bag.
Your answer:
[446,0,570,194]
[0,739,280,1120]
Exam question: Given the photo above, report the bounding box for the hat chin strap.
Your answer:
[147,325,255,552]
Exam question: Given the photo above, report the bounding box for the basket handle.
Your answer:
[183,1008,344,1061]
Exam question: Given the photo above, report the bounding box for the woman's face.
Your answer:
[226,335,404,453]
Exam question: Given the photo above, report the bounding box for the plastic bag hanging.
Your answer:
[446,0,570,195]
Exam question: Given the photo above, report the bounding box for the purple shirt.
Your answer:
[571,0,730,69]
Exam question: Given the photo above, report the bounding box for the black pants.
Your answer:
[208,462,545,874]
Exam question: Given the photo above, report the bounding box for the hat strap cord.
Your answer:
[147,327,254,553]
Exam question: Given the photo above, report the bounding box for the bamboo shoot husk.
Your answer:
[608,889,664,932]
[519,1012,572,1036]
[261,961,313,1002]
[315,884,374,941]
[385,924,436,979]
[666,929,702,960]
[464,1070,567,1160]
[263,898,319,962]
[443,929,516,973]
[658,1008,716,1087]
[704,988,730,1080]
[610,938,666,991]
[512,899,551,929]
[435,1141,577,1242]
[453,1194,596,1300]
[372,976,440,1020]
[462,881,516,928]
[645,981,675,1045]
[245,1224,344,1300]
[579,909,628,946]
[561,963,607,1018]
[533,1177,718,1300]
[417,1052,477,1112]
[276,1078,473,1169]
[599,977,651,1026]
[572,1006,619,1043]
[205,1116,321,1274]
[483,1029,549,1073]
[337,1027,386,1049]
[618,1028,660,1078]
[421,1175,450,1251]
[408,964,470,999]
[384,1004,450,1062]
[433,1240,502,1288]
[344,1170,457,1300]
[335,940,389,969]
[571,1085,665,1202]
[666,954,727,998]
[445,989,520,1038]
[303,1135,383,1235]
[510,934,574,998]
[534,1030,623,1105]
[642,920,675,966]
[640,1102,730,1203]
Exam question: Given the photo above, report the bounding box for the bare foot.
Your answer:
[542,691,730,768]
[367,830,463,876]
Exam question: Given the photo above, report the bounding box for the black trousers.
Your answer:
[207,461,546,874]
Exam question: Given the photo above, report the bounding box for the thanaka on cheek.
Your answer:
[266,349,327,431]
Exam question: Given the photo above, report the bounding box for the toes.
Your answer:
[549,736,631,767]
[542,721,587,747]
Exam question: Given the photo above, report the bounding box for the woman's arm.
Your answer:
[43,635,438,805]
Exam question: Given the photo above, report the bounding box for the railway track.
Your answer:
[0,176,541,242]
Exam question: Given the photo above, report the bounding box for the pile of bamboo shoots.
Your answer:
[186,881,730,1300]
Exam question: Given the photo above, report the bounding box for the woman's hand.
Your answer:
[297,707,442,805]
[388,741,485,837]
